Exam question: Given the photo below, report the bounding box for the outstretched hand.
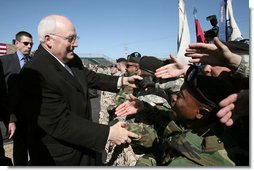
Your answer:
[115,94,139,116]
[155,54,189,79]
[217,90,249,126]
[185,37,241,69]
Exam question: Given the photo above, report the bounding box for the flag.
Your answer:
[193,8,206,43]
[218,0,227,41]
[176,0,190,65]
[226,0,243,41]
[0,43,7,55]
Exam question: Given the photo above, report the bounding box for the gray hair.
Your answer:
[37,15,57,43]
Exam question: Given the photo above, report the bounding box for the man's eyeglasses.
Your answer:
[21,42,33,46]
[49,33,79,43]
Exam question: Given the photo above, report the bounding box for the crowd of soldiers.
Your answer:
[89,37,249,166]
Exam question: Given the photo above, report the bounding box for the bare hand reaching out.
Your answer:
[185,37,241,70]
[155,54,189,79]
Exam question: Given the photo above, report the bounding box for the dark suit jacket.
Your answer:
[19,45,119,166]
[0,60,9,125]
[0,53,19,125]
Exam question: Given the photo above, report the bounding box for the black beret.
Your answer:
[116,58,127,63]
[127,52,141,58]
[127,52,141,64]
[184,65,238,109]
[139,56,164,74]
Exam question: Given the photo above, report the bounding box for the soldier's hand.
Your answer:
[217,90,249,126]
[155,54,189,79]
[108,122,140,145]
[115,96,139,116]
[185,37,241,70]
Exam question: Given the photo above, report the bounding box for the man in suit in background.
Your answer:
[0,31,33,165]
[0,60,15,166]
[19,15,141,166]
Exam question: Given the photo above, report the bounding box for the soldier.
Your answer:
[117,65,243,166]
[104,53,142,166]
[116,58,127,76]
[125,52,141,77]
[107,52,142,120]
[113,56,174,166]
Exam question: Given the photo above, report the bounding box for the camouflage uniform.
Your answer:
[108,88,172,166]
[155,77,184,93]
[232,54,249,79]
[99,91,116,125]
[104,82,138,166]
[99,69,120,125]
[232,54,249,85]
[99,67,137,166]
[105,76,185,166]
[104,56,184,166]
[105,74,173,166]
[159,120,235,166]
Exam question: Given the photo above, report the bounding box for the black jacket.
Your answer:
[19,45,119,165]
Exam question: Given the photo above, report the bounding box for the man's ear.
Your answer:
[44,35,53,48]
[196,107,211,119]
[15,40,19,46]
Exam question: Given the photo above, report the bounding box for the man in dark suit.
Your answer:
[0,60,15,166]
[18,15,140,166]
[0,31,33,165]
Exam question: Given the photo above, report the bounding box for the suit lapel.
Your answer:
[56,64,84,93]
[12,53,22,72]
[40,49,84,93]
[36,45,85,94]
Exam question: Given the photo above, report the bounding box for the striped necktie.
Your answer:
[23,57,28,64]
[21,56,29,68]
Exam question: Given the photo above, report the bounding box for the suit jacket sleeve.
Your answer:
[69,54,120,93]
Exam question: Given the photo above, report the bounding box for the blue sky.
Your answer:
[0,0,249,60]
